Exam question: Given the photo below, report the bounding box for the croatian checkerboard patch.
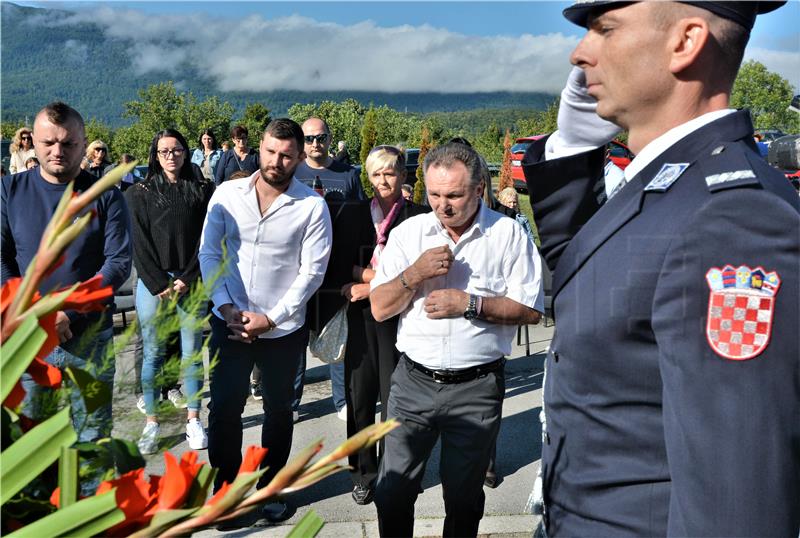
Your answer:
[705,265,781,360]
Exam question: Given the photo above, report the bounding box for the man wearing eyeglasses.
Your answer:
[1,101,131,495]
[295,117,365,201]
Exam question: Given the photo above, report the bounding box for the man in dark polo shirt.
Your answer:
[1,101,131,493]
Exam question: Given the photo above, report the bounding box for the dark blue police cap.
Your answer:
[563,1,786,30]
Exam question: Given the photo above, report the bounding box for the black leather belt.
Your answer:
[403,355,504,384]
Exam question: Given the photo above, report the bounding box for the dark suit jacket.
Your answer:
[307,199,429,332]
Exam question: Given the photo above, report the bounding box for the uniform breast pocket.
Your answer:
[470,274,506,297]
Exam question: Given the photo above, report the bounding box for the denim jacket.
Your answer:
[191,148,222,180]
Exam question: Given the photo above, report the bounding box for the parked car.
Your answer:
[405,148,420,185]
[1,139,10,173]
[607,139,634,170]
[758,129,788,146]
[510,136,546,191]
[768,134,800,192]
[511,136,634,192]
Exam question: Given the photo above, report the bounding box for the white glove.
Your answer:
[545,66,622,159]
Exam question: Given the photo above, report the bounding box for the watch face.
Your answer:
[464,309,477,320]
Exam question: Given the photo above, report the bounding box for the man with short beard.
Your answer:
[199,118,332,523]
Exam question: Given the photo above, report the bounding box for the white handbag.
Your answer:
[309,304,348,364]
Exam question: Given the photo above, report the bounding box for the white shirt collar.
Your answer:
[624,109,736,181]
[424,199,491,240]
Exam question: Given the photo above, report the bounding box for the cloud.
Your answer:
[25,4,799,95]
[30,5,578,94]
[744,47,800,91]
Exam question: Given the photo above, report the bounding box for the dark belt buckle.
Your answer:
[431,370,450,384]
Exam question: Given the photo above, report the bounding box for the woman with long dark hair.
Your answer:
[125,128,215,455]
[191,128,223,182]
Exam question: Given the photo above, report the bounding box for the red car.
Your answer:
[510,136,546,192]
[608,139,634,170]
[510,137,634,192]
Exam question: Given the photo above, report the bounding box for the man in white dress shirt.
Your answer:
[370,142,543,537]
[199,118,332,523]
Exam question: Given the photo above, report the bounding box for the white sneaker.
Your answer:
[137,422,160,455]
[167,388,188,409]
[136,395,146,414]
[293,411,300,423]
[337,405,347,422]
[186,418,208,450]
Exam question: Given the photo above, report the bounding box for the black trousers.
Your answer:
[207,316,308,491]
[345,306,401,488]
[374,356,505,538]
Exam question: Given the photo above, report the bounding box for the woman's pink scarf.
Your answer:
[370,196,405,268]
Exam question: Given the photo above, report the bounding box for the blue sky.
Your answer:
[18,1,800,92]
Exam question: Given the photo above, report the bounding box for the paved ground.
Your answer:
[111,317,552,537]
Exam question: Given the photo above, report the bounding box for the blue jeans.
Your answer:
[21,324,114,495]
[135,279,204,415]
[330,361,346,411]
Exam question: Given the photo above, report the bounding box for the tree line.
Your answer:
[2,60,796,172]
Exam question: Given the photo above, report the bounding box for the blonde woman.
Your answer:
[9,127,35,174]
[322,145,429,505]
[84,140,112,179]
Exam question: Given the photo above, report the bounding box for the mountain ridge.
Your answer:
[0,2,555,127]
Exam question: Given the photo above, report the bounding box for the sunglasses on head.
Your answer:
[304,133,329,144]
[96,147,107,152]
[369,145,402,156]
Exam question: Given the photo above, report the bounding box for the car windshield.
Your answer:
[609,145,627,157]
[511,142,532,154]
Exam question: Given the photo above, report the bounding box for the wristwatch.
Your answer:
[464,294,478,320]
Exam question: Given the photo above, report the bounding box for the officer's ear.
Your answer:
[667,16,709,75]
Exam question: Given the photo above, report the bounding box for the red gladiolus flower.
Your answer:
[60,274,113,313]
[97,468,156,519]
[239,445,269,474]
[0,278,21,317]
[1,275,111,408]
[95,468,158,535]
[157,451,200,510]
[206,482,231,507]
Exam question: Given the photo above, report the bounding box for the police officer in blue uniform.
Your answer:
[523,1,799,536]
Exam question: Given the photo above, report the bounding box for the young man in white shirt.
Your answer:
[199,118,332,523]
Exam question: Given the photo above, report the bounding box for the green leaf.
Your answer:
[286,509,325,538]
[128,508,197,538]
[0,314,47,402]
[64,505,126,538]
[6,489,123,538]
[1,407,76,505]
[185,464,216,508]
[58,447,79,509]
[64,366,111,414]
[107,437,146,475]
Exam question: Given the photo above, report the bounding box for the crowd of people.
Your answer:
[2,1,798,537]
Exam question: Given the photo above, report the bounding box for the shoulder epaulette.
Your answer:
[699,142,761,193]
